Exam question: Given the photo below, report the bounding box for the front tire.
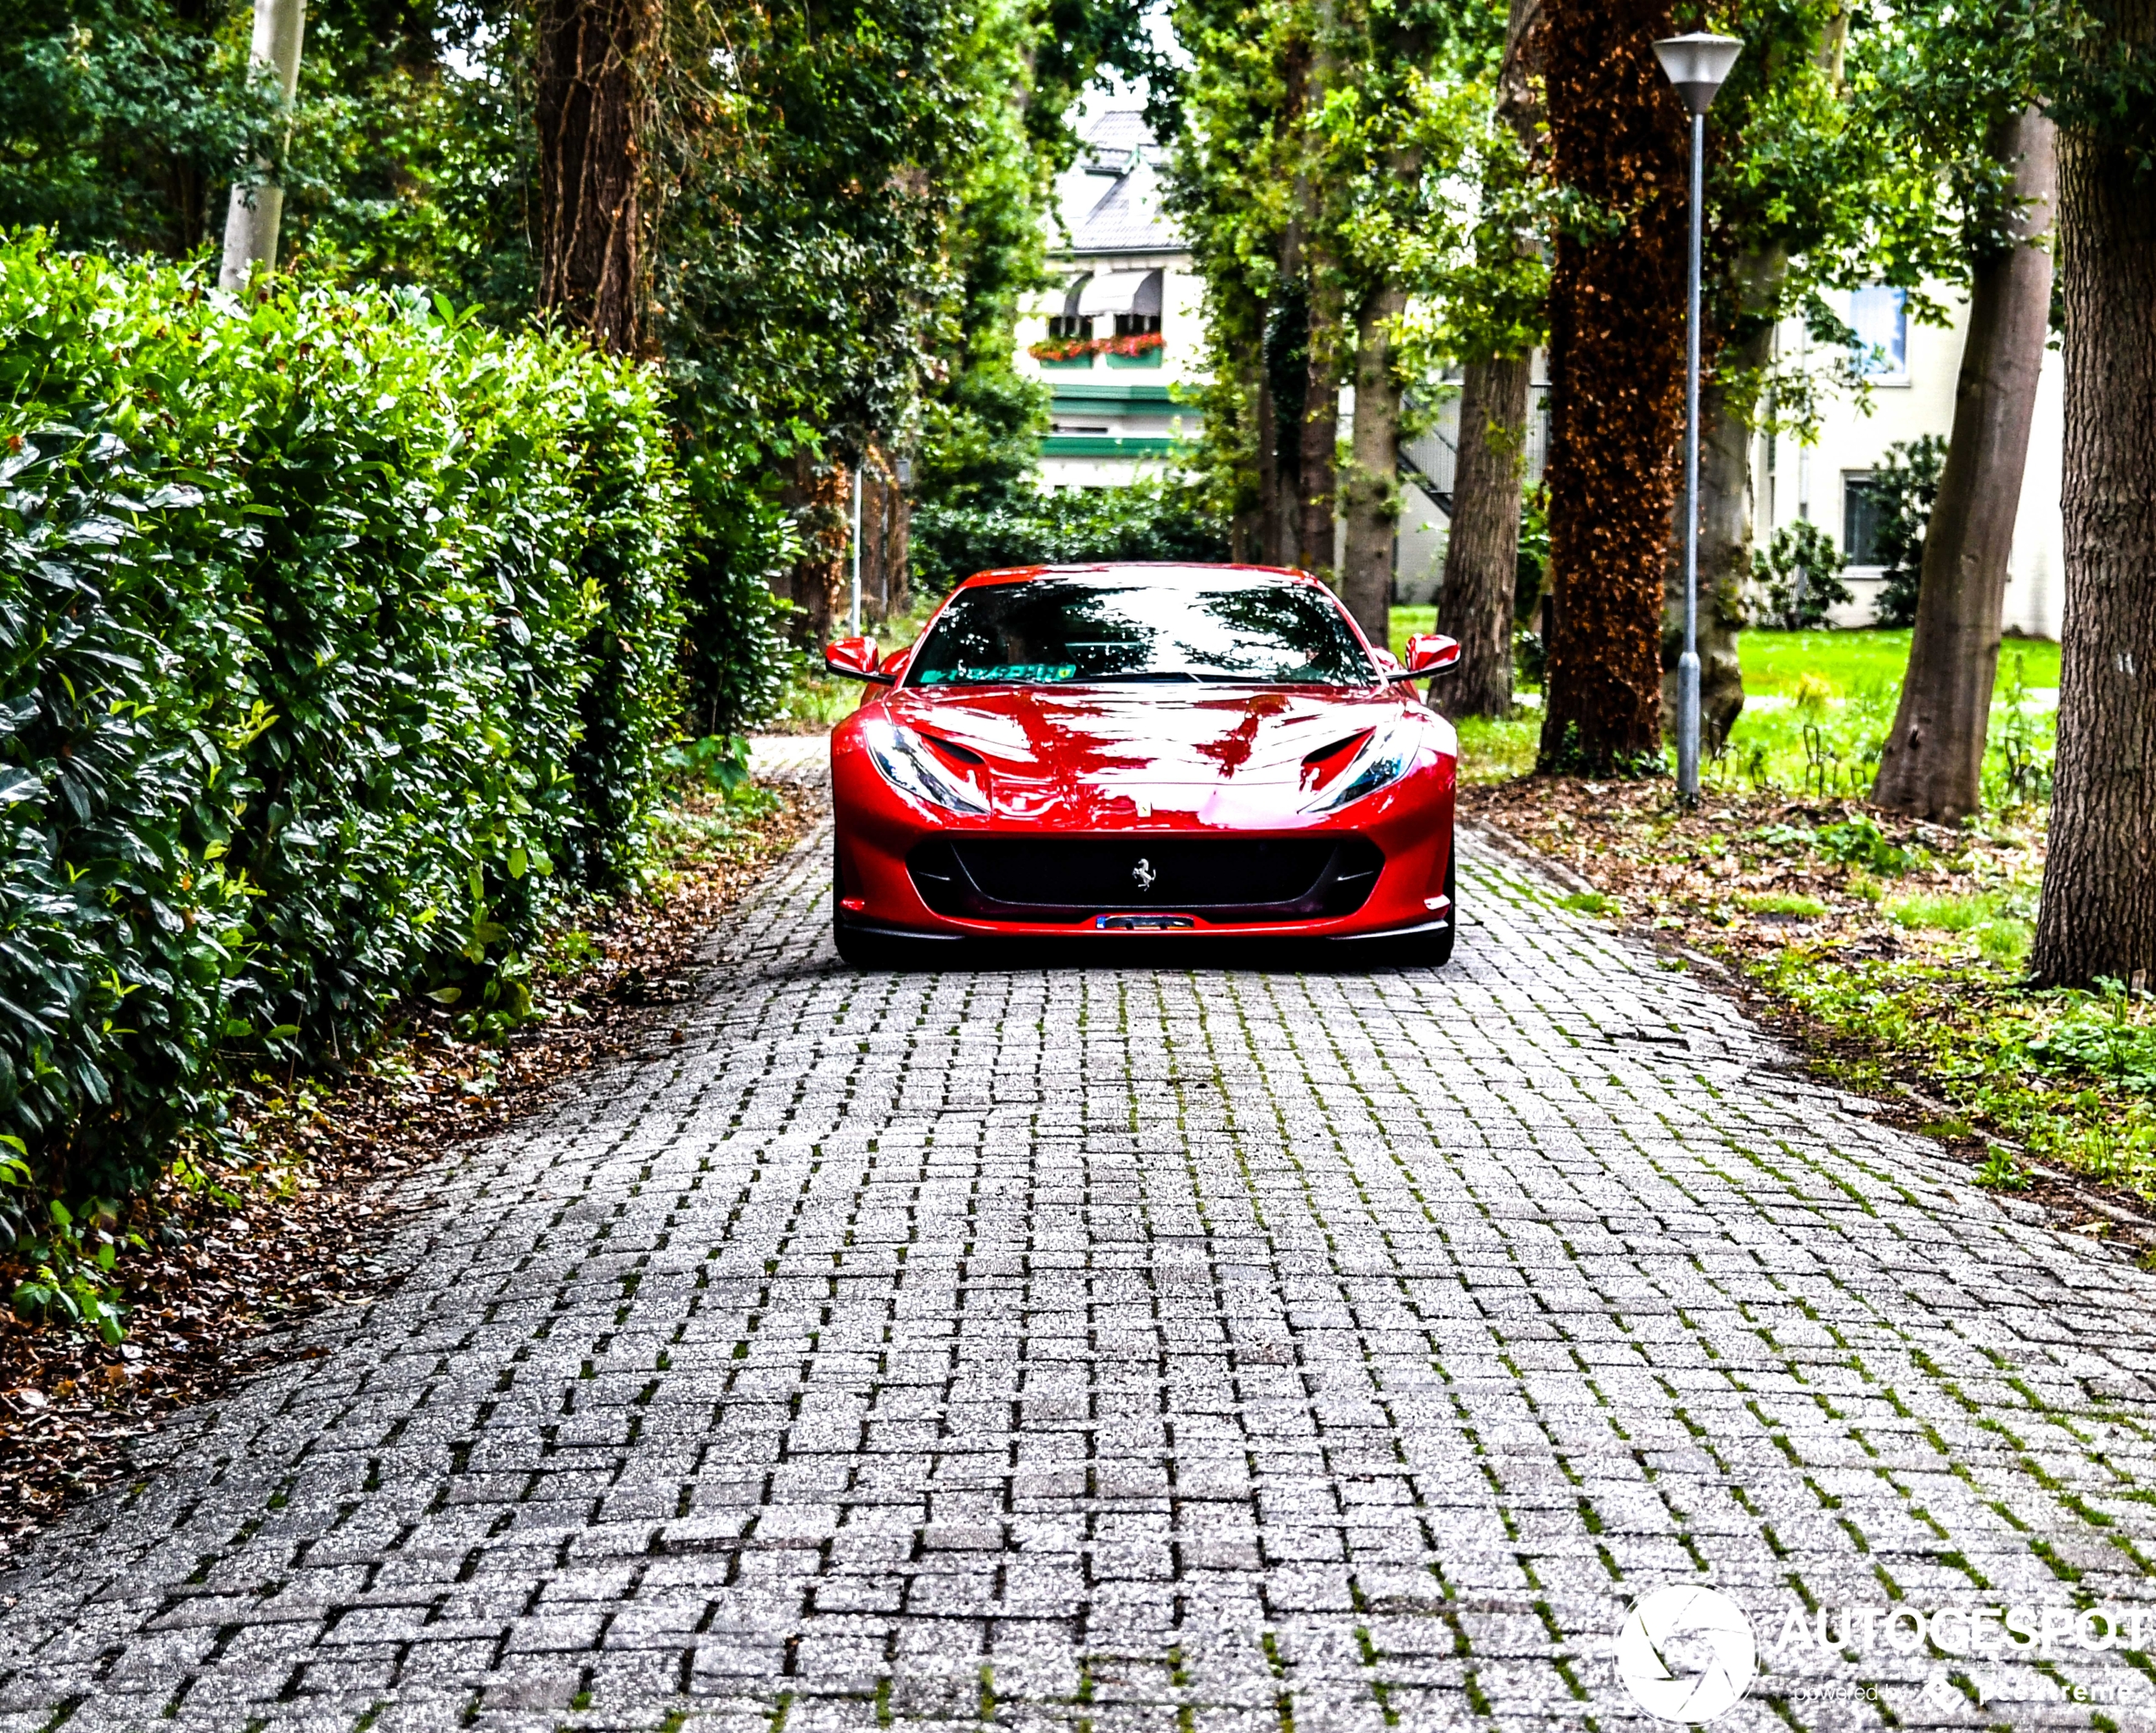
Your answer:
[833,844,914,970]
[1399,833,1457,968]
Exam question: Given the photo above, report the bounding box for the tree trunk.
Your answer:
[2033,35,2156,988]
[1234,347,1268,564]
[1254,361,1281,564]
[1265,255,1307,568]
[780,456,851,648]
[1300,255,1343,579]
[1535,0,1687,773]
[1660,317,1766,751]
[216,0,307,289]
[535,0,648,355]
[1294,11,1341,581]
[1872,109,2058,822]
[859,444,910,625]
[1339,284,1405,642]
[1440,354,1530,717]
[1437,0,1539,720]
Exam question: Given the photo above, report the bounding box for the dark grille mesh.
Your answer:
[909,835,1383,924]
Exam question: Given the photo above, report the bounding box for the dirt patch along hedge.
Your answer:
[0,236,686,1239]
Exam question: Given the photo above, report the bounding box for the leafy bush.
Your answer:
[2026,980,2156,1093]
[1750,520,1850,629]
[1866,436,1946,629]
[909,480,1229,592]
[1811,816,1915,874]
[0,235,684,1214]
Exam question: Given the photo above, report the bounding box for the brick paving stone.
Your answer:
[3,748,2155,1730]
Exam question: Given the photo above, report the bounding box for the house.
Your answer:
[1755,286,2065,639]
[1015,111,1203,489]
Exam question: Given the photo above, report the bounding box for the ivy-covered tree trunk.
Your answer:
[859,444,909,624]
[1298,253,1343,580]
[1535,0,1687,773]
[1873,109,2057,822]
[536,0,648,354]
[1339,283,1404,642]
[1439,354,1530,716]
[2034,21,2156,987]
[779,456,851,648]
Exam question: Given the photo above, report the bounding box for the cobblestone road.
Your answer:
[5,743,2156,1731]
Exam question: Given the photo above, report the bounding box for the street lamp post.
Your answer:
[1652,31,1743,807]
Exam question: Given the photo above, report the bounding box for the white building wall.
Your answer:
[1759,291,2065,640]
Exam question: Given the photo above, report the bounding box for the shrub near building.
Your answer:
[0,237,684,1278]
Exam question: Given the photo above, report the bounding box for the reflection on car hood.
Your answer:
[879,684,1451,827]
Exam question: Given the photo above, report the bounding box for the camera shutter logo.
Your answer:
[1615,1586,1758,1724]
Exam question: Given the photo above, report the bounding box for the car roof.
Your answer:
[954,562,1319,590]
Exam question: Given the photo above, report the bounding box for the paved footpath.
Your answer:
[5,743,2156,1732]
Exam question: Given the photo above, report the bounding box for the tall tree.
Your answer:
[2032,0,2156,987]
[1436,0,1538,718]
[1872,107,2057,819]
[1171,0,1533,618]
[1649,3,1850,754]
[216,0,307,287]
[1162,0,1299,569]
[1535,0,1687,772]
[535,0,648,351]
[1339,282,1405,634]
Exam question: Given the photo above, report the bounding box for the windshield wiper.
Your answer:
[1092,670,1209,683]
[1092,669,1291,684]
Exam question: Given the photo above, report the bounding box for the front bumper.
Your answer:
[833,747,1456,942]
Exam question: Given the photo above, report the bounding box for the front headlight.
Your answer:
[1303,719,1423,813]
[860,716,990,816]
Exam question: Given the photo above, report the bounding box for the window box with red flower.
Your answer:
[1103,329,1164,368]
[1028,335,1097,368]
[1030,316,1097,368]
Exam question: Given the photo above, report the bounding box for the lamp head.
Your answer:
[1653,32,1743,115]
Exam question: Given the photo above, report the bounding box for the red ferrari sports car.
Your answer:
[823,562,1461,967]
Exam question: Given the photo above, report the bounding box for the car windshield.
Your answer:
[907,579,1373,688]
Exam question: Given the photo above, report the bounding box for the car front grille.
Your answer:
[907,835,1383,925]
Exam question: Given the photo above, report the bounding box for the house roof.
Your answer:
[1057,110,1182,256]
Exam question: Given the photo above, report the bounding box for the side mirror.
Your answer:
[1372,647,1404,676]
[824,637,895,684]
[1402,633,1462,676]
[878,647,912,679]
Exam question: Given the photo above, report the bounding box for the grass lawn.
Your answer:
[1738,628,2059,697]
[1390,611,2059,799]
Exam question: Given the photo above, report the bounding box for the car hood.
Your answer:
[876,684,1451,827]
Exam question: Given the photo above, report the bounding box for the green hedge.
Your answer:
[0,235,684,1209]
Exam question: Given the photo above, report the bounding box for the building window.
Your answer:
[1844,474,1886,565]
[1850,285,1907,379]
[1048,315,1092,340]
[1114,312,1161,338]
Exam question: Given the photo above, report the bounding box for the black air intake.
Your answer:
[908,835,1383,925]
